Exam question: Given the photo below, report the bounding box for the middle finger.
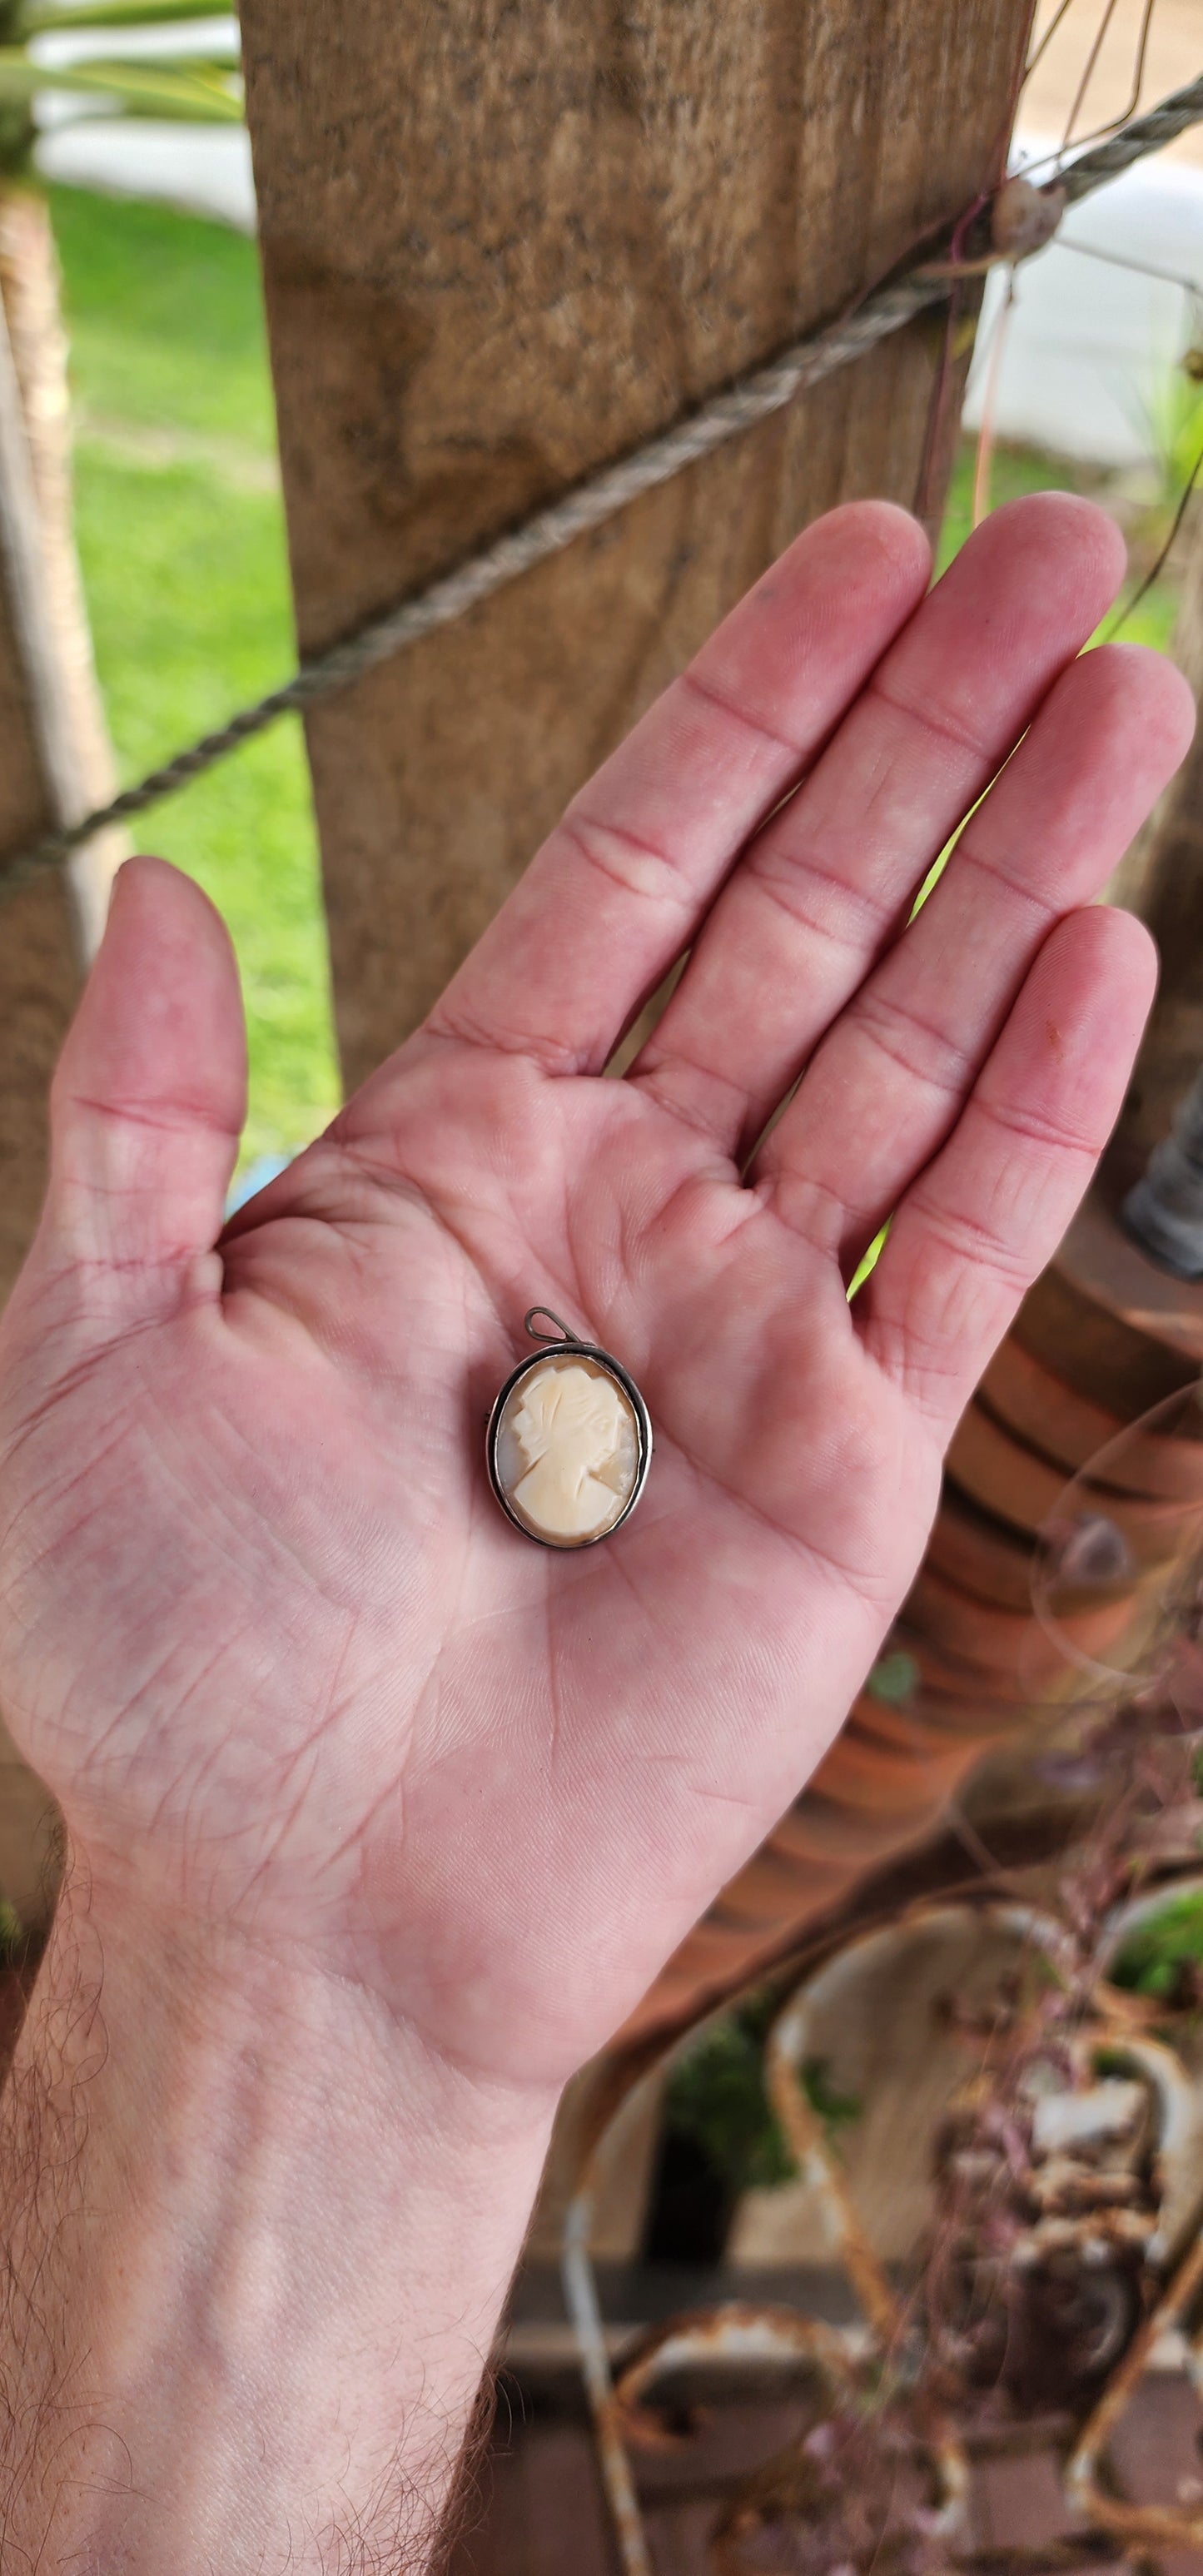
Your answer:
[628,493,1124,1156]
[752,639,1192,1271]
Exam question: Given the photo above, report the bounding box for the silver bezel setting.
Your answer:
[486,1314,652,1549]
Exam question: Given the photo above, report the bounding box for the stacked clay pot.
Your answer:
[619,1188,1203,2050]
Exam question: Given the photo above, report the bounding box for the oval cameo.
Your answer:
[490,1350,648,1547]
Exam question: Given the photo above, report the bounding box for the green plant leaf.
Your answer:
[0,49,242,116]
[1109,1885,1203,2006]
[865,1648,920,1707]
[846,1219,889,1300]
[665,2000,795,2194]
[801,2057,862,2132]
[664,1992,862,2197]
[23,0,230,29]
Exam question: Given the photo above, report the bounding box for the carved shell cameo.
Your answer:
[487,1323,651,1549]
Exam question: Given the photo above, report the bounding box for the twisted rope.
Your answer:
[4,67,1202,903]
[1057,66,1203,199]
[2,277,947,901]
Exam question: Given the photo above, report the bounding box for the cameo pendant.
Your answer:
[486,1308,652,1549]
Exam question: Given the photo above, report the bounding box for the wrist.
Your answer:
[0,1854,558,2574]
[67,1856,559,2145]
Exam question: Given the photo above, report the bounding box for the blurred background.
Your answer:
[12,0,1201,1181]
[7,3,1203,2567]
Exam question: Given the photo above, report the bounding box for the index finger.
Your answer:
[420,502,932,1075]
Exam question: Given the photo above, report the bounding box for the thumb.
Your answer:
[42,857,246,1317]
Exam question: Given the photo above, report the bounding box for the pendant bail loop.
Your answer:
[524,1305,579,1346]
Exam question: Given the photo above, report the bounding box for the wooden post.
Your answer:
[239,0,1033,1095]
[1116,510,1203,1182]
[0,188,125,1934]
[0,187,124,1306]
[0,283,78,1296]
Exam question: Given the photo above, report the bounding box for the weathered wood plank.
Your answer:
[240,0,1033,1093]
[0,191,122,1935]
[0,188,122,1305]
[1116,508,1203,1179]
[0,216,77,1299]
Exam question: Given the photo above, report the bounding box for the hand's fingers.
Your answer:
[415,504,930,1077]
[858,904,1158,1436]
[42,858,246,1322]
[753,642,1195,1261]
[629,494,1126,1154]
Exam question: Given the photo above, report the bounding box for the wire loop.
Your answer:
[524,1307,579,1346]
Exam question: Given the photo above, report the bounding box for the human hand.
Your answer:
[0,496,1192,2097]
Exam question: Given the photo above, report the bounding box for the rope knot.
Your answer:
[990,174,1067,263]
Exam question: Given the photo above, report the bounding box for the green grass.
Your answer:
[1109,1886,1203,2008]
[50,182,338,1170]
[50,182,277,458]
[47,182,1186,1173]
[940,436,1181,654]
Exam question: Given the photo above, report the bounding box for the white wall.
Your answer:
[963,131,1203,465]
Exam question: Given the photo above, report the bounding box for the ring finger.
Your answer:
[628,493,1126,1156]
[750,639,1194,1267]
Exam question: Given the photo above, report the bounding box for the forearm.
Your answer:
[0,1867,556,2574]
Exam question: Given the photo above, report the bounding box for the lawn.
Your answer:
[48,183,1186,1170]
[50,182,337,1172]
[939,436,1181,654]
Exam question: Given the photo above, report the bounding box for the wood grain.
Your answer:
[1117,505,1203,1176]
[0,311,77,1306]
[239,0,1032,1092]
[0,190,117,1306]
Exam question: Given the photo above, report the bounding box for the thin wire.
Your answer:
[1020,0,1160,181]
[1105,425,1203,639]
[1057,67,1203,200]
[912,283,964,530]
[970,270,1017,527]
[0,61,1200,906]
[1022,0,1081,90]
[1075,0,1157,156]
[970,0,1050,221]
[1061,0,1122,154]
[1121,0,1158,127]
[1055,233,1203,301]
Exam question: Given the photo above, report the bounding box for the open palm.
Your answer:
[0,498,1191,2093]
